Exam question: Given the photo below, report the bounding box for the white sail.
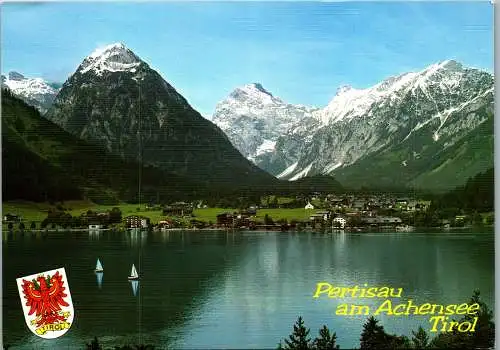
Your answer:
[96,259,103,271]
[130,264,138,278]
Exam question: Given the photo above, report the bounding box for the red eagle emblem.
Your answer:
[21,271,70,327]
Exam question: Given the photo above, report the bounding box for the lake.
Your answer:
[2,229,494,349]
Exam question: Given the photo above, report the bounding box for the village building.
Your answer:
[309,214,325,223]
[125,215,150,229]
[305,202,315,210]
[332,216,347,229]
[362,216,402,226]
[316,210,331,221]
[240,207,257,216]
[158,220,172,229]
[216,212,235,227]
[3,214,21,222]
[351,200,366,211]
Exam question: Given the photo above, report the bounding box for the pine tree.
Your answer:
[282,316,312,350]
[429,290,495,349]
[86,336,102,350]
[411,326,429,349]
[463,290,495,349]
[313,325,340,350]
[360,317,388,349]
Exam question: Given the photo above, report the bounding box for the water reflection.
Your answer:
[226,230,235,245]
[162,231,171,242]
[89,230,101,240]
[2,230,494,350]
[96,272,103,289]
[126,229,148,247]
[130,280,139,296]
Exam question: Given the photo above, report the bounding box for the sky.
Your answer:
[2,1,493,118]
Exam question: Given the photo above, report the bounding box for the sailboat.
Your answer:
[95,258,104,273]
[128,263,139,280]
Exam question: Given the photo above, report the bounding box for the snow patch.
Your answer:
[80,42,141,76]
[255,139,276,157]
[289,162,314,181]
[277,162,298,179]
[323,162,343,174]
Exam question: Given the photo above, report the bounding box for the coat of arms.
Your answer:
[16,267,74,338]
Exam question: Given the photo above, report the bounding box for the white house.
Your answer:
[305,202,315,210]
[333,216,347,229]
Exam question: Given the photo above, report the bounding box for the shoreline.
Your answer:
[2,225,494,235]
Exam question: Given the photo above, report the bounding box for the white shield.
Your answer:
[16,267,74,339]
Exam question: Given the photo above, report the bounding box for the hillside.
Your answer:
[2,89,203,204]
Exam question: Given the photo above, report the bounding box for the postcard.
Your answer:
[2,1,495,349]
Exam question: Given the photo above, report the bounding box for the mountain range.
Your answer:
[42,43,276,189]
[3,44,493,194]
[213,60,494,191]
[3,43,345,203]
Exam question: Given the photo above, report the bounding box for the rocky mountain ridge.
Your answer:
[212,60,493,190]
[44,43,277,188]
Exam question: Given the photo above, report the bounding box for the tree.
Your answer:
[264,214,274,226]
[8,222,13,230]
[272,196,279,208]
[60,213,72,229]
[86,336,102,350]
[109,207,122,224]
[281,316,312,350]
[485,214,494,225]
[429,290,495,349]
[463,290,495,349]
[471,212,481,225]
[360,317,388,349]
[348,215,363,228]
[411,326,429,349]
[313,325,340,350]
[19,222,25,231]
[30,221,36,230]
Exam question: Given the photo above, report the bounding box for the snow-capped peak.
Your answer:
[2,71,59,114]
[315,59,470,125]
[213,82,317,161]
[248,83,273,96]
[79,42,142,75]
[228,83,283,105]
[89,42,128,58]
[336,85,353,95]
[210,59,492,185]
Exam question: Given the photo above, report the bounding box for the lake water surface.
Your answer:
[2,229,494,349]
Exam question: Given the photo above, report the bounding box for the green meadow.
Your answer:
[2,201,317,227]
